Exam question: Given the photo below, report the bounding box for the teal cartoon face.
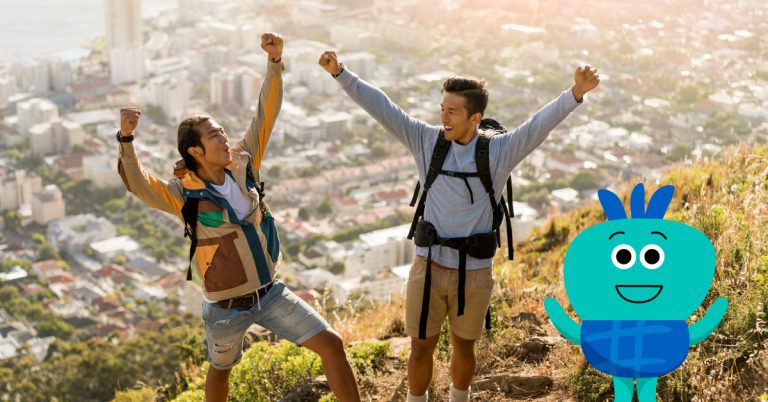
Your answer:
[564,218,716,320]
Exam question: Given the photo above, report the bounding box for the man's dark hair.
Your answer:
[441,77,489,117]
[177,115,210,173]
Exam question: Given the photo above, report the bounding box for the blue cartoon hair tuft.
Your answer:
[598,189,627,220]
[598,184,675,220]
[630,183,646,219]
[645,185,675,219]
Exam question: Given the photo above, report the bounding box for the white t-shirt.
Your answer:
[211,174,253,221]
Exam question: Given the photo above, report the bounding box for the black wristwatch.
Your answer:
[332,63,345,78]
[116,130,134,143]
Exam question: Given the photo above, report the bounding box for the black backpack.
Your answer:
[407,118,515,339]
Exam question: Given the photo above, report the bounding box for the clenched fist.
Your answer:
[261,32,283,61]
[318,50,342,76]
[120,107,141,136]
[572,65,600,101]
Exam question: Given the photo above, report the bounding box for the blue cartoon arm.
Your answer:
[544,297,581,345]
[689,297,728,346]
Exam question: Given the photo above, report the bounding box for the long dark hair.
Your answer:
[176,115,210,173]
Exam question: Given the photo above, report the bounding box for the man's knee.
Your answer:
[410,336,439,360]
[304,328,345,358]
[323,329,345,352]
[450,332,476,357]
[208,366,232,378]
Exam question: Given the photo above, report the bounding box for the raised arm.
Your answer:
[318,50,431,155]
[496,66,600,173]
[544,297,582,345]
[689,297,728,346]
[238,32,284,171]
[117,107,184,217]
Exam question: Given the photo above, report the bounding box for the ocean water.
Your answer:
[0,0,177,61]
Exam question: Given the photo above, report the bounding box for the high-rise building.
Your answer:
[104,0,145,84]
[144,73,192,123]
[14,59,50,95]
[104,0,142,51]
[210,67,262,107]
[0,170,43,212]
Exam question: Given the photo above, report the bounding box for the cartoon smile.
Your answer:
[615,285,663,304]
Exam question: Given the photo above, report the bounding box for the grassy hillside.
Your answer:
[116,144,768,401]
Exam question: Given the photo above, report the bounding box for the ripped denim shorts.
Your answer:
[201,280,330,370]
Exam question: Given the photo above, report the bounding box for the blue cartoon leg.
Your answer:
[636,377,658,402]
[612,376,634,402]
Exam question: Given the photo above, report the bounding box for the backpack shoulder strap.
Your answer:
[475,132,494,202]
[476,125,516,260]
[181,195,199,281]
[408,131,451,239]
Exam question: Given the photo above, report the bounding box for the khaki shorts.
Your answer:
[405,257,495,340]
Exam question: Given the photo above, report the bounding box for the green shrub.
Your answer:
[112,387,157,402]
[347,340,391,377]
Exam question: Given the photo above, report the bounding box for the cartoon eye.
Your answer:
[640,244,665,269]
[611,244,636,270]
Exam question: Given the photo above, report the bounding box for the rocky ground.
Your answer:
[278,311,577,402]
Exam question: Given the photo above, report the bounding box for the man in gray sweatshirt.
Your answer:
[319,50,599,402]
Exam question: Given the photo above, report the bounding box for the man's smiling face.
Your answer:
[562,219,716,321]
[440,92,481,145]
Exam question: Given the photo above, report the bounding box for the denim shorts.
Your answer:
[202,280,330,370]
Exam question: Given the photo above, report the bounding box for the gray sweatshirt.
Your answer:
[335,68,581,269]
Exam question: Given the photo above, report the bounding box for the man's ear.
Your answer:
[187,145,204,158]
[470,112,482,125]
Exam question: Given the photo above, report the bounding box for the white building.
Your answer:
[144,73,192,123]
[210,67,263,107]
[14,59,50,95]
[29,119,85,156]
[89,235,140,262]
[83,154,123,188]
[31,185,65,225]
[47,214,117,254]
[551,187,580,211]
[104,0,142,50]
[16,98,59,132]
[509,201,540,244]
[0,170,43,211]
[374,21,431,52]
[345,224,414,278]
[0,74,17,104]
[109,47,146,85]
[104,0,145,84]
[333,264,410,303]
[48,58,74,92]
[330,24,375,52]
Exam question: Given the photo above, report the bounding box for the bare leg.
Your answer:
[301,329,361,402]
[205,366,231,402]
[407,334,440,396]
[448,331,476,390]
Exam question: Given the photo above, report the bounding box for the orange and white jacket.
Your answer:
[117,60,284,302]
